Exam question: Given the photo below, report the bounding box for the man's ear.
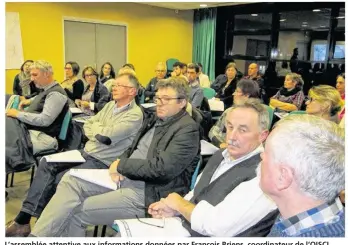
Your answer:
[259,130,269,143]
[276,164,294,191]
[179,99,187,109]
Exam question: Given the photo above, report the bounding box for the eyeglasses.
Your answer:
[135,214,165,228]
[155,70,166,73]
[64,67,72,70]
[85,74,95,78]
[154,96,183,105]
[112,84,135,89]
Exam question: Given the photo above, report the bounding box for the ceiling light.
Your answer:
[200,4,208,8]
[251,14,258,17]
[280,19,286,22]
[337,16,345,19]
[320,25,326,28]
[302,22,308,24]
[313,9,321,12]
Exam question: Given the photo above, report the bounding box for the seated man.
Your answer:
[187,63,204,108]
[171,61,188,81]
[243,63,268,104]
[209,79,260,147]
[6,60,69,170]
[6,73,144,237]
[260,115,345,237]
[29,77,200,237]
[197,63,210,88]
[149,98,278,237]
[144,62,167,103]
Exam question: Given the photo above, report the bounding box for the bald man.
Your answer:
[244,63,267,104]
[144,62,167,102]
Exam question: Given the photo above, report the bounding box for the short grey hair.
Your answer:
[156,77,189,101]
[230,98,270,132]
[116,73,140,90]
[30,60,54,75]
[270,114,345,202]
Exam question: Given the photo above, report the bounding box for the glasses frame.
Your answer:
[135,214,165,228]
[153,96,183,105]
[112,84,135,89]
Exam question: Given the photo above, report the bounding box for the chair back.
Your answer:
[166,58,179,72]
[59,110,72,140]
[264,105,274,130]
[203,87,216,99]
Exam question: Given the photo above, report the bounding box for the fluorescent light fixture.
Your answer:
[200,4,208,8]
[313,9,321,12]
[302,25,308,27]
[337,16,345,19]
[320,25,326,28]
[280,19,286,22]
[302,22,308,24]
[251,14,258,17]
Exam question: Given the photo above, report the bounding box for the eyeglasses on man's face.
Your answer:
[153,96,182,105]
[112,83,134,89]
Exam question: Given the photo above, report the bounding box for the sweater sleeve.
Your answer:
[13,74,21,95]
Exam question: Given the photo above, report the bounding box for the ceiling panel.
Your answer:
[140,2,249,10]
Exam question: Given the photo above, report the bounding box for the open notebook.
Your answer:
[69,169,118,190]
[44,150,85,163]
[114,217,190,237]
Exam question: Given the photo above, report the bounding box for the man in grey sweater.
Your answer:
[187,63,204,108]
[6,73,144,237]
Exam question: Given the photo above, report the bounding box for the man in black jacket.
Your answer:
[29,77,200,237]
[144,62,167,102]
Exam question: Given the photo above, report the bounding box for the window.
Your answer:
[311,40,345,61]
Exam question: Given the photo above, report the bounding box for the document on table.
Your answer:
[69,169,118,190]
[70,107,83,114]
[44,150,86,163]
[114,217,190,237]
[208,99,224,111]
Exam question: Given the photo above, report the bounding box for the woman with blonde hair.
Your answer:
[270,73,305,112]
[306,85,344,123]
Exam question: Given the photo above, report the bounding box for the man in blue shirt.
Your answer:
[259,114,345,237]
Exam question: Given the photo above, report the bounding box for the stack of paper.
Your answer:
[69,169,118,190]
[200,140,219,156]
[141,103,156,108]
[70,107,83,114]
[44,150,85,163]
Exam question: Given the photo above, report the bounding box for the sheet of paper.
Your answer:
[274,112,289,119]
[69,169,118,190]
[200,140,219,156]
[141,103,156,108]
[70,107,83,114]
[208,99,224,111]
[114,217,190,237]
[43,150,85,163]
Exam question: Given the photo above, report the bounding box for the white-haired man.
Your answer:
[260,114,345,237]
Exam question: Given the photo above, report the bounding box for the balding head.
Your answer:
[155,62,167,80]
[248,63,259,78]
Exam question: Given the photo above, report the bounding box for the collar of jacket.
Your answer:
[155,108,187,127]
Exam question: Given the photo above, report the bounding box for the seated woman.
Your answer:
[306,85,344,124]
[61,61,84,106]
[214,63,239,109]
[99,62,116,84]
[270,73,305,112]
[305,84,345,205]
[75,66,110,117]
[13,59,39,99]
[336,73,345,121]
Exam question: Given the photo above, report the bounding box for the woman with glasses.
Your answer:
[61,61,84,106]
[75,66,110,116]
[99,62,116,84]
[13,60,40,99]
[270,73,305,112]
[306,85,344,124]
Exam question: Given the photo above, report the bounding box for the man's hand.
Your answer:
[6,109,20,118]
[75,99,81,106]
[162,193,185,211]
[109,159,124,184]
[19,99,31,110]
[148,199,177,218]
[80,101,90,108]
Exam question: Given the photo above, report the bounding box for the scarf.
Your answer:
[279,86,301,97]
[18,71,32,96]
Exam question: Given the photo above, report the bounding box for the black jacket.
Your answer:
[83,81,110,113]
[117,109,200,208]
[144,77,158,102]
[215,78,238,109]
[64,79,84,101]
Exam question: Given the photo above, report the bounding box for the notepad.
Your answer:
[114,217,190,237]
[69,169,118,190]
[208,99,224,111]
[73,116,91,124]
[200,140,219,156]
[70,107,83,114]
[274,112,289,119]
[43,150,86,163]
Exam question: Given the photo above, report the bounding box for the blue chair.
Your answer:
[190,158,202,190]
[264,106,274,130]
[202,87,216,99]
